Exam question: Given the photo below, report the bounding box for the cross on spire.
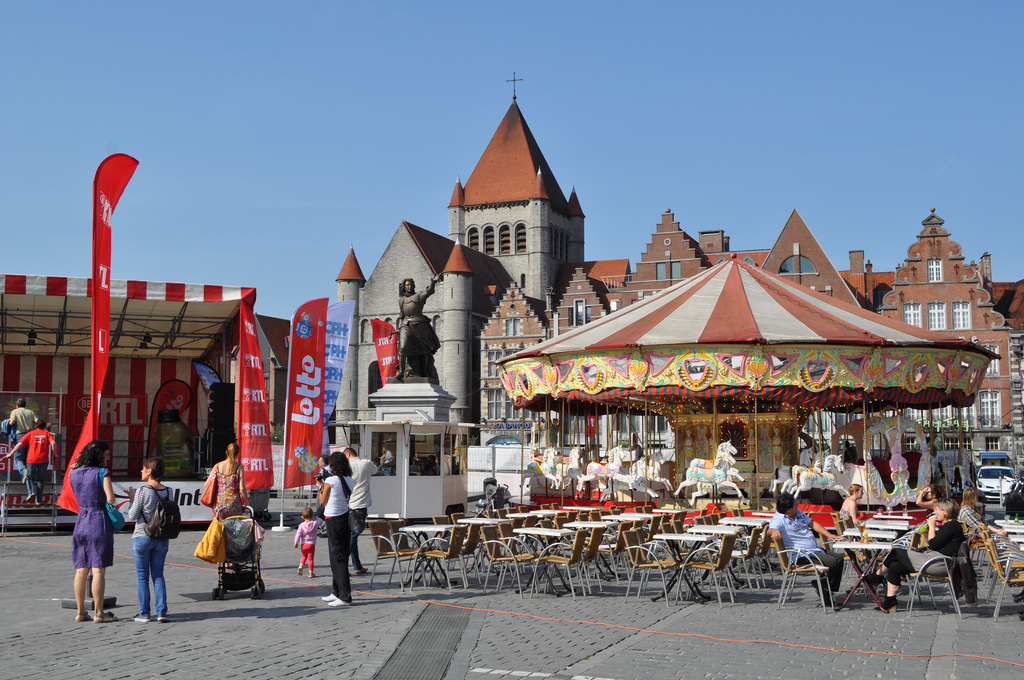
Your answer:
[506,72,522,101]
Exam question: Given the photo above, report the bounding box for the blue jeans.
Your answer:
[132,536,169,617]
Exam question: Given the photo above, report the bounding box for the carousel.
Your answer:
[498,256,995,509]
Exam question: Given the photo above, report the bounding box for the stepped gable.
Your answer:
[336,246,366,282]
[402,221,512,315]
[462,101,569,215]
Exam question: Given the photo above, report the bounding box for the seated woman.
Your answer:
[872,498,964,613]
[959,487,1009,536]
[839,484,864,523]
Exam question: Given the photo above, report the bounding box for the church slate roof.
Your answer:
[459,101,570,215]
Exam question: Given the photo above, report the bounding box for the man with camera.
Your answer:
[345,447,377,575]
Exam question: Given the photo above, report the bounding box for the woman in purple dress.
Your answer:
[70,440,117,623]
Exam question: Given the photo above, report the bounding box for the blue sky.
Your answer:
[2,3,1021,319]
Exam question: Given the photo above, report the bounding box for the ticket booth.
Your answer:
[348,420,469,519]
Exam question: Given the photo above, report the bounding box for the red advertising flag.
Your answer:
[371,319,398,384]
[238,291,275,489]
[283,299,329,489]
[58,154,138,513]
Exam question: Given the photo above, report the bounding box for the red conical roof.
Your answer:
[442,240,473,275]
[336,247,366,283]
[462,101,569,214]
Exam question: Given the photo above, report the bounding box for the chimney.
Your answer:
[849,250,864,275]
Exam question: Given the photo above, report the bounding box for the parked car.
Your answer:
[976,466,1016,503]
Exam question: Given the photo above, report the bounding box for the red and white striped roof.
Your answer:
[517,257,984,357]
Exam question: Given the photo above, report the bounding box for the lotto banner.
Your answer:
[238,292,274,489]
[283,298,329,489]
[59,153,139,514]
[321,301,355,457]
[371,319,398,384]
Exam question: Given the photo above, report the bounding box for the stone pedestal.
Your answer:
[370,380,457,423]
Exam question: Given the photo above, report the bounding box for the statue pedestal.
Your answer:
[370,380,456,423]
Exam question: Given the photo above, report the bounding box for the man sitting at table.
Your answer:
[768,492,843,605]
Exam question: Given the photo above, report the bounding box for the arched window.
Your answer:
[515,224,526,253]
[483,226,495,255]
[778,255,816,274]
[499,225,511,254]
[467,227,479,250]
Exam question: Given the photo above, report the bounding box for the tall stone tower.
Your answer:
[334,246,365,424]
[448,100,584,302]
[439,240,473,423]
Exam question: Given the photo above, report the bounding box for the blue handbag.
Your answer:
[98,468,125,531]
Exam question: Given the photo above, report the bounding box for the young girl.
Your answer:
[294,507,323,577]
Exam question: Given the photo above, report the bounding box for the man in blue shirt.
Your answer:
[768,492,843,604]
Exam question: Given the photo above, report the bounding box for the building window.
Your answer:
[927,302,946,330]
[656,263,667,280]
[984,345,999,376]
[671,261,681,279]
[979,391,1000,427]
[952,301,970,329]
[903,302,922,327]
[505,318,521,336]
[927,258,943,282]
[778,256,816,274]
[483,226,495,254]
[515,224,526,253]
[499,225,511,254]
[467,227,479,250]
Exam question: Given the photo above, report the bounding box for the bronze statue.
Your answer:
[396,275,442,381]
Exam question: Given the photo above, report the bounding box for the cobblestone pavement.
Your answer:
[2,523,1023,680]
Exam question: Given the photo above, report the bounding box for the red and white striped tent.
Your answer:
[498,256,994,411]
[1,273,250,473]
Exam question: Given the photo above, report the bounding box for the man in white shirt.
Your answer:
[345,447,378,575]
[768,492,843,606]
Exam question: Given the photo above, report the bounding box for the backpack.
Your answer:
[145,487,181,540]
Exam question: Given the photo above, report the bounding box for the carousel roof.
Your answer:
[499,257,994,411]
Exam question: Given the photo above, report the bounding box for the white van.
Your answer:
[976,466,1015,503]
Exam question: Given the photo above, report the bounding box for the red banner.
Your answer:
[238,292,274,489]
[283,299,329,489]
[59,154,139,513]
[371,319,398,384]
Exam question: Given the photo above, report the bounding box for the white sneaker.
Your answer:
[327,598,351,607]
[321,594,340,602]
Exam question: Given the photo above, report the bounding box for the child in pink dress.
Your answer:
[294,507,323,578]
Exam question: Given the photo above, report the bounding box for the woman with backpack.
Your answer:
[127,456,173,623]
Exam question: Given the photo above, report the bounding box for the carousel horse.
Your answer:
[616,447,673,498]
[782,454,848,497]
[576,446,627,501]
[675,442,746,504]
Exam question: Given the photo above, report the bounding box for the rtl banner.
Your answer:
[238,292,274,489]
[371,319,398,385]
[321,301,355,457]
[283,298,329,489]
[59,153,139,513]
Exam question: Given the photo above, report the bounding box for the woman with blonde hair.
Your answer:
[211,442,247,520]
[840,484,864,523]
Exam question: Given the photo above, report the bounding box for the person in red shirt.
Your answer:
[5,419,56,504]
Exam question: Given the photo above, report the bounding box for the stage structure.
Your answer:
[498,257,995,507]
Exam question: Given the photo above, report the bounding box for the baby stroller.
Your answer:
[212,510,266,600]
[475,477,512,517]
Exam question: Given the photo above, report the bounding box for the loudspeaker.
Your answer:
[210,382,235,429]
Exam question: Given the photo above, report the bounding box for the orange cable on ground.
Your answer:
[5,535,1020,668]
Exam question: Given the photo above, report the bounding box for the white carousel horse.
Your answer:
[576,446,627,501]
[782,454,848,497]
[615,448,673,498]
[674,442,746,505]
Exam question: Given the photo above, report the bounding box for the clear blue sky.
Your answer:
[2,3,1022,320]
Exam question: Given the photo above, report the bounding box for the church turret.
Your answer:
[335,246,365,423]
[440,240,473,423]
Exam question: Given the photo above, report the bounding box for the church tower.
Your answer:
[448,100,583,302]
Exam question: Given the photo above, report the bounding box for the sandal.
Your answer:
[74,613,91,622]
[93,612,118,623]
